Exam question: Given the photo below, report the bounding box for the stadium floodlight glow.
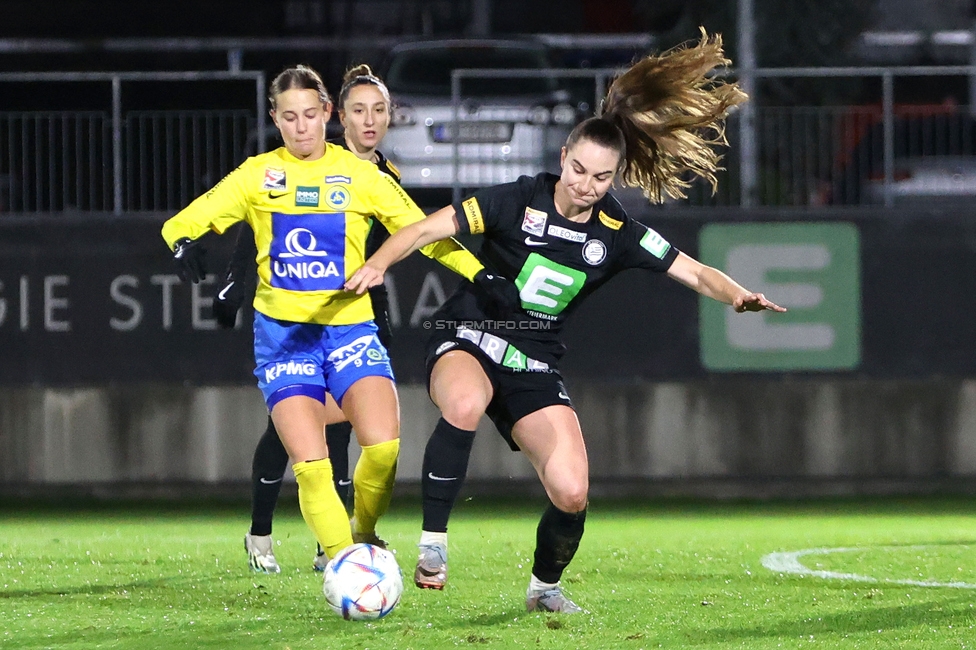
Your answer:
[526,106,551,125]
[550,103,576,125]
[391,104,416,127]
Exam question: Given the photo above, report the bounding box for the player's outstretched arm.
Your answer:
[666,252,787,313]
[345,205,461,295]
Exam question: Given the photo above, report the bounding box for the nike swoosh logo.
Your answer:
[217,282,235,300]
[427,472,458,481]
[524,236,548,246]
[337,479,352,486]
[268,191,288,199]
[259,477,283,484]
[558,392,570,400]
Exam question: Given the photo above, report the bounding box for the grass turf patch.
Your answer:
[2,497,975,649]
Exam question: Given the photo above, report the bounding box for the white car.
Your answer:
[381,39,578,191]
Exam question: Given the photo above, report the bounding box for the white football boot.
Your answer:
[525,585,582,613]
[244,533,281,574]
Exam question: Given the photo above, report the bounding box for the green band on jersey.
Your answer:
[514,253,586,316]
[640,227,671,259]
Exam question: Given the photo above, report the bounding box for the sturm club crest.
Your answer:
[582,239,607,265]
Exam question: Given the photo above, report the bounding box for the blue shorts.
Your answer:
[253,313,395,410]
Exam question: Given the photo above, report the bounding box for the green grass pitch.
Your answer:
[2,497,976,649]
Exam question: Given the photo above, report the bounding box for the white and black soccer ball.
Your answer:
[322,543,403,621]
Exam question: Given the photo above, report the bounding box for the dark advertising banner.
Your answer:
[1,208,974,386]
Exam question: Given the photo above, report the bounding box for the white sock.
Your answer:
[419,531,448,547]
[528,573,558,594]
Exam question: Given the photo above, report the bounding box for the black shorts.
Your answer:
[425,330,573,451]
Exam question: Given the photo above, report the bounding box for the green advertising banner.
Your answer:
[699,222,861,371]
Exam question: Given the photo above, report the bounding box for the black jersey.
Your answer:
[439,172,679,365]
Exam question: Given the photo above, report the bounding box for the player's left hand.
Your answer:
[172,237,207,284]
[345,264,386,295]
[473,269,522,318]
[733,292,787,313]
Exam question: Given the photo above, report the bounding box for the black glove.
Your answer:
[172,237,207,284]
[473,269,522,319]
[212,277,246,329]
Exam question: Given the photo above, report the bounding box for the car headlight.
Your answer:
[391,105,416,127]
[550,103,576,125]
[527,106,551,125]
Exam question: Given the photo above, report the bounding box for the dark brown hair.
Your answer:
[573,29,748,203]
[268,65,331,110]
[338,63,391,108]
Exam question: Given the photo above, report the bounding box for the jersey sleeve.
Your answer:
[451,178,529,236]
[365,167,484,282]
[161,161,252,249]
[223,222,257,284]
[615,219,680,272]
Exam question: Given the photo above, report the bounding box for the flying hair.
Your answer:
[338,63,391,107]
[268,65,331,109]
[596,28,748,203]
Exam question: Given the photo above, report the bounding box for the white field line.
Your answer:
[760,546,976,589]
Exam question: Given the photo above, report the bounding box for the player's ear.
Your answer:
[559,146,567,168]
[269,109,278,127]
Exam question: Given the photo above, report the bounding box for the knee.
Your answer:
[440,394,487,431]
[550,483,588,514]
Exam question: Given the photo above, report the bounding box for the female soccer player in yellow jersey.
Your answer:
[161,65,518,561]
[213,64,416,574]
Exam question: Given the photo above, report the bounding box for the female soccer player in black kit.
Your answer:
[346,31,787,612]
[213,64,402,573]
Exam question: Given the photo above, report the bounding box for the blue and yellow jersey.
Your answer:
[162,144,482,325]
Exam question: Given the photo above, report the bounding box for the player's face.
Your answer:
[559,139,620,208]
[271,88,330,160]
[339,84,390,154]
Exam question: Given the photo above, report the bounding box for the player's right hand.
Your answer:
[212,278,245,329]
[172,237,207,284]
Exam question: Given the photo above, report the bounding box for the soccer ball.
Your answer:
[322,543,403,620]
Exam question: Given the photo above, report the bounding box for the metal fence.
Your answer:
[0,71,264,214]
[3,66,976,212]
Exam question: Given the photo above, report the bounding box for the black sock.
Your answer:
[325,420,353,510]
[421,418,476,533]
[532,503,587,584]
[250,416,289,536]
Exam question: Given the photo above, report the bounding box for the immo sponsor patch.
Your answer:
[295,186,320,207]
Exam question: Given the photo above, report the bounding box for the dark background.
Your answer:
[3,205,972,385]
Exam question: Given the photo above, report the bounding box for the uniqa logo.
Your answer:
[273,227,341,279]
[279,228,329,258]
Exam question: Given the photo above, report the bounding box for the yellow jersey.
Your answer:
[162,144,482,325]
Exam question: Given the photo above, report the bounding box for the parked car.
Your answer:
[831,107,976,205]
[381,39,580,191]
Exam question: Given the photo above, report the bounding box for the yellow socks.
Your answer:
[352,438,400,537]
[292,458,353,558]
